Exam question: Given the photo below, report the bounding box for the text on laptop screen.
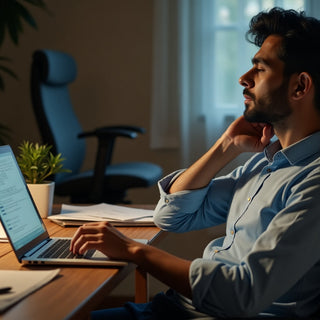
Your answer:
[0,149,45,250]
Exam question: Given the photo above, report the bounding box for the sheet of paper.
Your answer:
[0,269,60,313]
[0,222,7,242]
[48,203,154,224]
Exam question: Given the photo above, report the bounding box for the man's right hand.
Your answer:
[169,116,274,193]
[223,116,274,154]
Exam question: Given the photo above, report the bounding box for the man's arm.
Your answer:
[70,221,192,298]
[169,116,273,193]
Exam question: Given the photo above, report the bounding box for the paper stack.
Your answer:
[48,203,155,227]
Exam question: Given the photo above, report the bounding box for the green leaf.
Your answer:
[0,56,18,87]
[0,65,18,79]
[0,0,48,89]
[22,0,47,9]
[16,141,71,184]
[0,0,48,47]
[7,5,22,45]
[17,2,38,29]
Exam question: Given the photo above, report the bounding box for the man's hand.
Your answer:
[70,221,136,260]
[223,116,274,153]
[169,116,274,193]
[70,222,192,298]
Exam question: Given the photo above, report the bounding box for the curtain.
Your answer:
[151,0,209,167]
[306,0,320,17]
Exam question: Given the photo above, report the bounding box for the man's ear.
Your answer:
[291,72,313,100]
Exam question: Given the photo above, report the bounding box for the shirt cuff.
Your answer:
[153,171,211,232]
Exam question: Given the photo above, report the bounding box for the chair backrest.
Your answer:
[31,49,85,182]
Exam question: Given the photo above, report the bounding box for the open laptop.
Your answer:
[0,145,146,266]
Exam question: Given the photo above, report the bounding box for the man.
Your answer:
[70,8,320,319]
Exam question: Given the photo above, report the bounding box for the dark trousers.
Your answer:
[90,291,217,320]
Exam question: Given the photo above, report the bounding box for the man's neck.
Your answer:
[274,118,320,148]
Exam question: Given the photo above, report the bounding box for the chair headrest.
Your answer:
[33,49,77,85]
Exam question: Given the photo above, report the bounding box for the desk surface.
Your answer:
[0,206,164,320]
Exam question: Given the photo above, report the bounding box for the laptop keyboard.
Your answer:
[38,239,83,259]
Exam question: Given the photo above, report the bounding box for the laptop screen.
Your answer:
[0,145,46,251]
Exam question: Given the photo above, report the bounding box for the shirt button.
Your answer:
[230,230,234,235]
[165,199,169,203]
[267,168,272,173]
[214,250,219,253]
[248,197,251,202]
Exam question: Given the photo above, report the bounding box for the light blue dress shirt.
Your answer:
[154,132,320,318]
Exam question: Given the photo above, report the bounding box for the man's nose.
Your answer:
[239,71,254,88]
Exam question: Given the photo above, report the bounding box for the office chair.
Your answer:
[30,49,163,204]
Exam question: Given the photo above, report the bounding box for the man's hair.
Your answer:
[246,7,320,110]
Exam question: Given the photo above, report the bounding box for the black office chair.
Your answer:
[30,49,163,204]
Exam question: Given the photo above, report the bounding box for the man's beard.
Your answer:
[243,80,292,124]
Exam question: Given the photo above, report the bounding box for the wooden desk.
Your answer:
[0,208,165,320]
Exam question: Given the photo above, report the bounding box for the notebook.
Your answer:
[0,145,147,266]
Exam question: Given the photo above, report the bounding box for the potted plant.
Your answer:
[16,141,69,218]
[0,0,48,144]
[0,0,48,90]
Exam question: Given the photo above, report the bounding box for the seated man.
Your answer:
[70,7,320,319]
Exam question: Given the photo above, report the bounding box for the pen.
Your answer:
[0,286,12,294]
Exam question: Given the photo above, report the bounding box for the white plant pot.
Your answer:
[27,181,55,218]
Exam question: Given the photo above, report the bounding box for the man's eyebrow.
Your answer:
[251,57,270,66]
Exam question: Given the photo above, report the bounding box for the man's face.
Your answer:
[239,35,292,124]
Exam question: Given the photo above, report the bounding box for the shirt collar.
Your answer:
[264,131,320,165]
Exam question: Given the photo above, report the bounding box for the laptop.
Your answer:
[0,145,147,266]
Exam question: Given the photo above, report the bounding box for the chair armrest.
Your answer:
[105,125,146,134]
[77,125,146,202]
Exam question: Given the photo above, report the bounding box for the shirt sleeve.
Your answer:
[189,170,320,318]
[153,169,240,233]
